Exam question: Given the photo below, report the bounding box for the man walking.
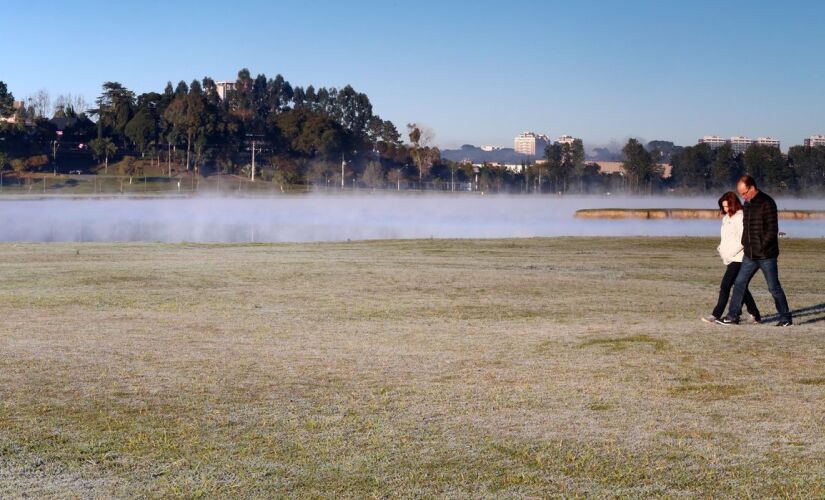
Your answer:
[719,175,792,326]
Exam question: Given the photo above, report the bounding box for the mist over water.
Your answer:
[1,195,823,243]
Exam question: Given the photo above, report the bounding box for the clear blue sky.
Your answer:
[3,0,824,150]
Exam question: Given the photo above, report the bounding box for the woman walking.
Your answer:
[702,192,761,324]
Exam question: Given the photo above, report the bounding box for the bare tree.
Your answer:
[362,160,385,189]
[27,89,51,118]
[407,123,439,183]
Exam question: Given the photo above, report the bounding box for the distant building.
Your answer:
[480,145,501,152]
[729,136,753,155]
[595,161,673,179]
[472,162,522,173]
[215,81,236,100]
[556,134,579,146]
[754,137,780,149]
[804,135,825,147]
[514,132,550,156]
[1,101,27,124]
[698,135,727,149]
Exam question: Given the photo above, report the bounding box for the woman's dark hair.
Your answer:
[718,191,743,216]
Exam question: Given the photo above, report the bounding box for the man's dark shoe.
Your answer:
[775,320,793,327]
[716,316,739,325]
[749,314,762,324]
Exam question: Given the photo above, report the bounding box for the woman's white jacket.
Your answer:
[717,211,745,265]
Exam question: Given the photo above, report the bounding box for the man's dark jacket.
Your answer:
[741,190,779,259]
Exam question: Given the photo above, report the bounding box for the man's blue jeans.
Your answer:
[728,256,791,322]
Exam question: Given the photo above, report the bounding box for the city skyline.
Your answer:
[3,0,824,150]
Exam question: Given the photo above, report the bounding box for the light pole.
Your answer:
[341,154,346,189]
[450,165,455,192]
[53,130,63,176]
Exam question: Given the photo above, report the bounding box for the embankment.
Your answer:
[575,209,825,220]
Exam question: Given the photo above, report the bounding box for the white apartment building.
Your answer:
[556,134,578,146]
[514,132,550,156]
[804,135,825,147]
[215,81,236,100]
[754,137,780,149]
[729,136,753,154]
[698,135,727,149]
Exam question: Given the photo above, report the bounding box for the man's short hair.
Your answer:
[738,175,757,189]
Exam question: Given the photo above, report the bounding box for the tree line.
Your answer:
[669,142,825,194]
[2,76,824,194]
[0,72,440,186]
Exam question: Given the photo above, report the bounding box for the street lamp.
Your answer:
[53,130,63,176]
[341,154,346,189]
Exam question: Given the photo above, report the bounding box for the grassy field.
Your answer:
[1,237,823,497]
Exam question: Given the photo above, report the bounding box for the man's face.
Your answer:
[737,182,755,202]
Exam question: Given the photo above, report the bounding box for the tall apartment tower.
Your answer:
[215,81,236,100]
[804,135,825,147]
[754,137,780,149]
[698,136,727,149]
[514,132,551,156]
[729,136,753,155]
[556,135,579,146]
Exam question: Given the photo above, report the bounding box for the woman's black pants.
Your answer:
[713,261,760,320]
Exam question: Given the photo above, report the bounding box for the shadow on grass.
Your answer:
[762,302,825,325]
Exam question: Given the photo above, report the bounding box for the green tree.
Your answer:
[544,143,565,192]
[163,87,207,171]
[125,108,158,158]
[0,81,14,118]
[788,145,825,192]
[277,108,345,158]
[743,144,789,190]
[709,143,741,189]
[119,156,142,184]
[89,137,117,173]
[622,138,661,194]
[670,143,712,190]
[568,139,587,192]
[91,82,135,141]
[646,140,683,164]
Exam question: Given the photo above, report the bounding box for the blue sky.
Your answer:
[3,0,824,150]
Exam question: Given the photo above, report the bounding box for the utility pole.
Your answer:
[167,143,172,177]
[341,154,345,189]
[251,139,256,181]
[52,140,58,175]
[246,134,264,182]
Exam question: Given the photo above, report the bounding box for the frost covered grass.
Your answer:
[1,237,823,497]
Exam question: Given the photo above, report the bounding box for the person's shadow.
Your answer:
[763,302,825,325]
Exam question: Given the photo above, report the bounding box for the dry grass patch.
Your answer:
[796,377,825,386]
[668,383,747,401]
[579,334,668,352]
